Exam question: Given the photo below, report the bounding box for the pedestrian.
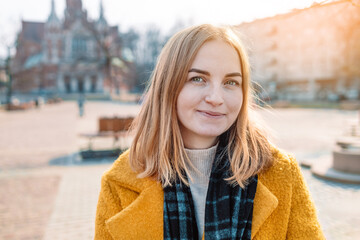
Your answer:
[95,24,324,239]
[78,93,85,117]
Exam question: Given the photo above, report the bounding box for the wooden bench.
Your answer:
[80,117,134,151]
[98,117,133,133]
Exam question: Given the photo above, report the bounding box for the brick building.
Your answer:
[237,0,360,101]
[12,0,134,97]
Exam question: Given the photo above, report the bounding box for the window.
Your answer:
[91,75,97,93]
[64,76,71,93]
[77,77,84,93]
[57,39,62,58]
[72,36,87,59]
[47,40,52,59]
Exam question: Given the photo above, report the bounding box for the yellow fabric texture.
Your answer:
[94,148,325,240]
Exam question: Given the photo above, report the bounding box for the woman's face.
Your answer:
[177,39,243,149]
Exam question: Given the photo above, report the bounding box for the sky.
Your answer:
[0,0,319,58]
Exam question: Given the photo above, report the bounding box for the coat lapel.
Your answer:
[251,180,278,239]
[105,181,164,239]
[104,151,164,239]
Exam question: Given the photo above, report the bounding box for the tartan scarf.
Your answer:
[163,142,258,240]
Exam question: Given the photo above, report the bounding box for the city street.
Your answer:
[0,101,359,239]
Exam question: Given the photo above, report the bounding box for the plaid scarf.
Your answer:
[164,143,258,240]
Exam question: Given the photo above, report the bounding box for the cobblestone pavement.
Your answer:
[43,165,110,240]
[0,102,359,239]
[0,172,60,239]
[303,169,360,240]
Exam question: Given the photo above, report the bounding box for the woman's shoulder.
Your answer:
[270,147,298,168]
[256,147,306,200]
[101,150,156,191]
[259,146,300,182]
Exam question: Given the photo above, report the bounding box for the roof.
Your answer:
[22,21,45,43]
[24,53,43,69]
[122,48,134,62]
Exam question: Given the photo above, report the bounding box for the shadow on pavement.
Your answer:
[48,151,118,166]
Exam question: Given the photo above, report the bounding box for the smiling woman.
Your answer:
[94,24,325,240]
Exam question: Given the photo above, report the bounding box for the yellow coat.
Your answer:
[94,149,325,239]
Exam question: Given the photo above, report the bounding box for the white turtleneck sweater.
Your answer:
[184,144,218,240]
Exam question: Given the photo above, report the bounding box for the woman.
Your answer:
[95,24,324,240]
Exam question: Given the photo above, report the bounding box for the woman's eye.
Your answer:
[190,77,204,83]
[225,80,239,86]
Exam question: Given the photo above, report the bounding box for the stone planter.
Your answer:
[333,147,360,174]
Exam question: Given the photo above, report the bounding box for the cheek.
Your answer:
[228,99,243,128]
[176,89,191,119]
[226,91,243,113]
[177,86,199,111]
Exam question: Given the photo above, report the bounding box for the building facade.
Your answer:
[12,0,133,97]
[237,0,360,101]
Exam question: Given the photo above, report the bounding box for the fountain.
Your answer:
[312,111,360,184]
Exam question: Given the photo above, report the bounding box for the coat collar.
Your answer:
[105,151,278,239]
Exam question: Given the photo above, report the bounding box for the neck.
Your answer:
[182,136,218,149]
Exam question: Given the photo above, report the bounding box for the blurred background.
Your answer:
[0,0,359,239]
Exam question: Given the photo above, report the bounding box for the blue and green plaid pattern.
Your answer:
[164,144,258,240]
[164,179,198,240]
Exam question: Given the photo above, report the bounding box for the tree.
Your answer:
[132,25,165,92]
[0,20,18,109]
[121,28,140,53]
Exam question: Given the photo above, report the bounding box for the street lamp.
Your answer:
[5,46,13,111]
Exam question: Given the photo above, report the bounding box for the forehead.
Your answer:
[190,40,241,72]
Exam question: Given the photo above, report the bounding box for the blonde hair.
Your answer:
[129,24,273,188]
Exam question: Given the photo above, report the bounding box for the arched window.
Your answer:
[64,75,71,93]
[78,77,84,93]
[72,36,87,59]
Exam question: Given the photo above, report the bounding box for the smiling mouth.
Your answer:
[197,110,225,118]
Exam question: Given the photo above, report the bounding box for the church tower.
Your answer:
[64,0,87,28]
[44,0,62,63]
[96,0,108,33]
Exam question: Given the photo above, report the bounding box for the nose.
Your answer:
[204,84,224,106]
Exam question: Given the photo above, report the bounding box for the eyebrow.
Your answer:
[188,68,242,77]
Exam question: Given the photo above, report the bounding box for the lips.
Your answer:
[197,110,225,118]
